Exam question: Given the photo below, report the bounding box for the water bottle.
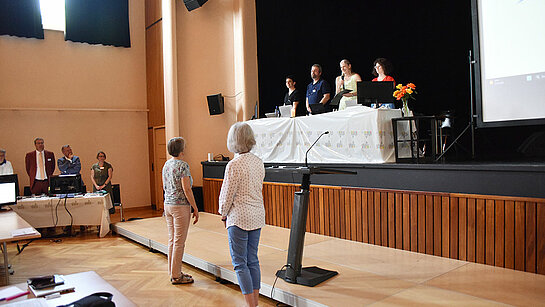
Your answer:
[275,106,280,117]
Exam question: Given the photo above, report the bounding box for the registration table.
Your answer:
[248,106,403,164]
[11,194,113,238]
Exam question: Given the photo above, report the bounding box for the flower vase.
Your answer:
[402,100,410,117]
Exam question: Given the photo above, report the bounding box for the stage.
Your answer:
[112,213,545,306]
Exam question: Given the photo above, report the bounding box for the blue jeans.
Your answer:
[227,226,261,295]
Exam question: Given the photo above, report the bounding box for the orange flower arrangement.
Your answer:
[393,83,417,116]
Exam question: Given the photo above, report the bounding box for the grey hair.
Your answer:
[34,137,44,144]
[0,148,5,154]
[312,64,322,74]
[227,122,256,154]
[167,137,186,157]
[61,144,70,151]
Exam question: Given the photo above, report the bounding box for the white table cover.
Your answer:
[12,194,113,237]
[247,106,403,164]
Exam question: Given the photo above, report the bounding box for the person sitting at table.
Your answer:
[372,58,396,108]
[90,151,114,213]
[306,64,331,115]
[0,148,14,175]
[58,145,82,175]
[372,57,395,83]
[284,75,306,117]
[335,59,362,111]
[25,138,55,195]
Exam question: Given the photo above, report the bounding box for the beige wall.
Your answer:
[175,0,259,186]
[0,0,150,208]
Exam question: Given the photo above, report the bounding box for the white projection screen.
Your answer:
[472,0,545,127]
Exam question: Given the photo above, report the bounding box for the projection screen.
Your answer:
[472,0,545,127]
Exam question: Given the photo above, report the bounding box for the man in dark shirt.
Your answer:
[57,145,81,175]
[306,64,331,114]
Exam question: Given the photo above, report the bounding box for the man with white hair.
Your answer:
[57,145,82,175]
[0,148,14,175]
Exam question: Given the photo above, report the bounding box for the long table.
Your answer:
[11,194,113,238]
[0,211,41,286]
[247,106,403,164]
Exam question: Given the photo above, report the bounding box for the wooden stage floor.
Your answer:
[112,213,545,306]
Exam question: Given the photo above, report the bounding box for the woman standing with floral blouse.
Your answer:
[219,122,265,307]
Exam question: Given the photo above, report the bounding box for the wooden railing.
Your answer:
[203,178,545,275]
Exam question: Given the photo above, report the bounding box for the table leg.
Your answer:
[3,242,9,285]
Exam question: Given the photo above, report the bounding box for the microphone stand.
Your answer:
[305,131,329,167]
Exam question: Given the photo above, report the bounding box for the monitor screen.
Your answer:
[357,81,395,105]
[49,174,83,195]
[0,182,16,206]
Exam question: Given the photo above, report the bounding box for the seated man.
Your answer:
[57,145,81,175]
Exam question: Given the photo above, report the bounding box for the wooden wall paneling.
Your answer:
[374,191,381,245]
[526,202,536,273]
[476,199,486,264]
[145,0,162,28]
[319,188,326,235]
[432,195,440,256]
[395,193,403,249]
[324,189,335,236]
[381,192,388,246]
[145,23,165,127]
[388,192,396,248]
[504,200,515,269]
[315,188,321,234]
[271,185,278,226]
[346,190,353,240]
[350,190,357,241]
[450,197,458,259]
[308,187,315,233]
[337,189,344,239]
[537,203,545,275]
[410,194,418,252]
[264,184,270,224]
[485,199,495,266]
[425,195,434,255]
[402,193,410,251]
[442,196,450,257]
[514,201,525,271]
[357,190,364,242]
[368,191,375,245]
[495,200,505,267]
[458,197,467,261]
[418,194,426,253]
[363,190,370,243]
[288,185,294,229]
[467,198,476,262]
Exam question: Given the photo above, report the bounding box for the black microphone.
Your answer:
[341,74,345,90]
[305,131,330,167]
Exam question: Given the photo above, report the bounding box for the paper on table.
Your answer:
[0,286,26,300]
[3,298,48,306]
[11,228,39,237]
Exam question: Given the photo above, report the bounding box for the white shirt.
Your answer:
[219,152,265,231]
[0,160,13,175]
[35,150,47,180]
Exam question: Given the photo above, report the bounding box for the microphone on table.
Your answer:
[305,131,330,167]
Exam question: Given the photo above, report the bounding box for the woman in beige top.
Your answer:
[335,59,362,110]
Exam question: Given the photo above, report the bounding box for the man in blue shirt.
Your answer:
[57,145,81,175]
[306,64,331,114]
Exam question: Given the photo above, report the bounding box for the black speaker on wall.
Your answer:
[183,0,208,11]
[207,93,224,115]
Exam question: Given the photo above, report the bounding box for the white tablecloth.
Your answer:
[12,194,113,237]
[247,106,403,164]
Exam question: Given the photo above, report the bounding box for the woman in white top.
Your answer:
[219,122,265,307]
[0,149,14,175]
[335,59,362,110]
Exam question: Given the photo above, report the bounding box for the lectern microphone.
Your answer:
[305,131,329,167]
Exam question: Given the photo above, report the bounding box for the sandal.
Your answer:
[171,275,194,285]
[181,272,192,279]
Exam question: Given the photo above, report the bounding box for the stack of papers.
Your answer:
[11,228,39,237]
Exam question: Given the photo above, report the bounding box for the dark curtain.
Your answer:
[0,0,44,39]
[65,0,130,47]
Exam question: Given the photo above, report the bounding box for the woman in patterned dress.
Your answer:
[162,137,199,284]
[219,123,265,307]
